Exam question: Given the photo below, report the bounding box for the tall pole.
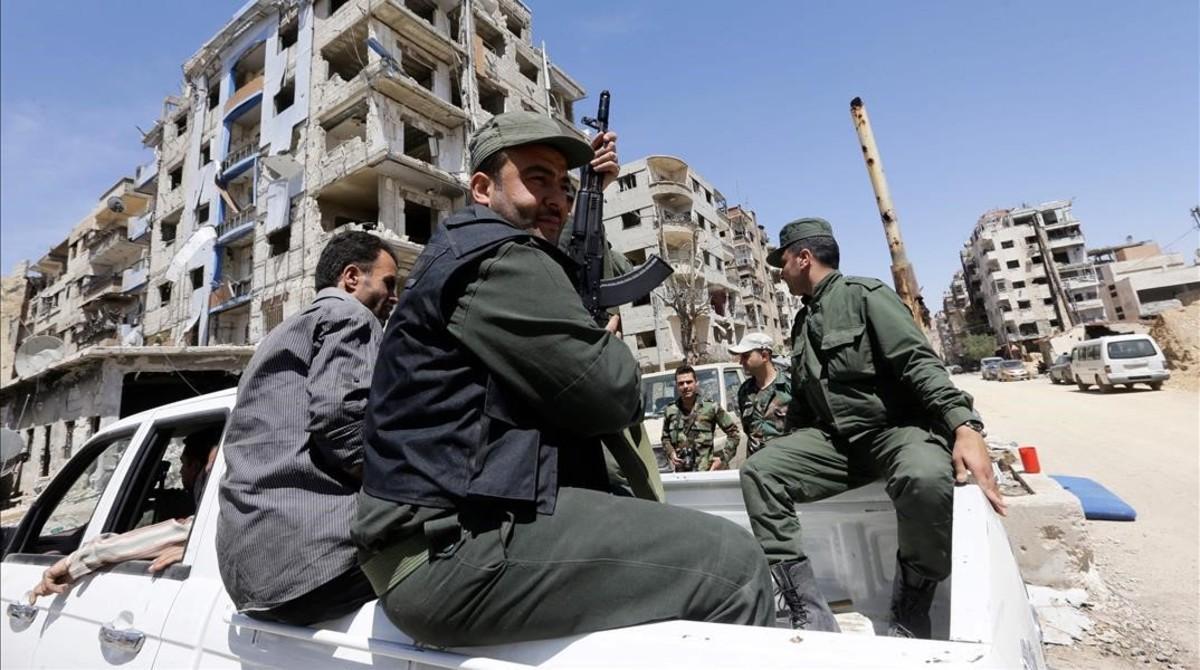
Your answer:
[849,97,929,333]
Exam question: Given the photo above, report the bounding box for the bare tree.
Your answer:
[658,219,711,364]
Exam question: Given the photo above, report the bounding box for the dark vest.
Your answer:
[363,205,607,515]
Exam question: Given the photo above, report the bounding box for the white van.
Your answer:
[1070,334,1170,392]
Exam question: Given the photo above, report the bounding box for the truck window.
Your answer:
[696,369,720,405]
[723,370,742,413]
[8,433,134,556]
[105,415,226,537]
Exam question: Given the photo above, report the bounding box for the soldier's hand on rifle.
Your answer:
[604,314,622,338]
[590,131,619,190]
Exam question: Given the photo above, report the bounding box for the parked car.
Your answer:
[946,364,964,375]
[1048,354,1073,384]
[980,357,1004,380]
[1,390,1047,670]
[1071,334,1170,392]
[997,360,1030,382]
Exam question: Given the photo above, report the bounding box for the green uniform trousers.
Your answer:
[740,425,954,582]
[381,487,774,647]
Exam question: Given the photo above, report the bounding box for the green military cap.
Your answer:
[766,217,835,268]
[469,111,594,172]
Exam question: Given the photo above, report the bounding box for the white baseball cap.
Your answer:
[728,332,774,354]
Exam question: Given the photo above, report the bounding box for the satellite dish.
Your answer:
[106,196,126,213]
[14,336,65,378]
[0,428,23,475]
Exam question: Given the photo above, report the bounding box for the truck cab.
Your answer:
[2,390,1046,669]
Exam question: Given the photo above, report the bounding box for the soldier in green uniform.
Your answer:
[741,217,1006,638]
[729,332,792,456]
[661,365,741,472]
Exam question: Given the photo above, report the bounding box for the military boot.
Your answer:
[886,557,939,639]
[770,559,840,632]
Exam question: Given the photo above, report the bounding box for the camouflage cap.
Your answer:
[766,217,835,268]
[728,332,774,355]
[469,111,593,172]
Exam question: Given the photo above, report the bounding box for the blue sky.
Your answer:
[3,1,1197,300]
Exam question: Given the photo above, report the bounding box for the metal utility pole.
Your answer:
[849,97,929,333]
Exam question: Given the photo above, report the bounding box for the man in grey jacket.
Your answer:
[217,230,397,625]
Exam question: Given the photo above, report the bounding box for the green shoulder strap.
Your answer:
[601,422,665,503]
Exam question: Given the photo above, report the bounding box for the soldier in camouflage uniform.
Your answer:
[661,365,741,472]
[729,332,792,455]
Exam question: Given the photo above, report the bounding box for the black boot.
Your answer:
[887,558,939,639]
[770,559,841,632]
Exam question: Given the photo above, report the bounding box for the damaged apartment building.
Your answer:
[1,0,586,503]
[957,200,1106,354]
[603,156,795,371]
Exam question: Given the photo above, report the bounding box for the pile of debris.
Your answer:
[1149,301,1200,389]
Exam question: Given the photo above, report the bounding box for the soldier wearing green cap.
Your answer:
[353,112,773,647]
[743,217,1006,638]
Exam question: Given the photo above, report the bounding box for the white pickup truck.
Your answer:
[1,389,1046,669]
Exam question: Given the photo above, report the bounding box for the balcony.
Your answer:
[221,142,260,176]
[127,214,152,242]
[225,75,264,119]
[209,276,253,314]
[658,210,696,245]
[81,273,123,298]
[371,0,462,62]
[1048,234,1085,249]
[88,228,147,267]
[217,205,259,244]
[1043,217,1080,231]
[1073,298,1105,312]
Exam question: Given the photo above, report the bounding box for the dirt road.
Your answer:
[956,374,1199,668]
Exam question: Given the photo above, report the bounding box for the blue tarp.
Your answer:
[1050,475,1137,521]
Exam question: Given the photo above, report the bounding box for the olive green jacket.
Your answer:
[788,271,976,439]
[736,372,793,455]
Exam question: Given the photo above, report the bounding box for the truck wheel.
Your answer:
[1097,377,1113,393]
[1149,381,1163,391]
[1075,376,1089,392]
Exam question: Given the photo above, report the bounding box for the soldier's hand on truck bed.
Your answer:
[953,425,1007,516]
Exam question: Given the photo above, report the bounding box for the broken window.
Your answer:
[275,80,295,114]
[1044,298,1055,305]
[233,42,266,90]
[1052,252,1070,265]
[1019,323,1039,336]
[478,83,506,115]
[1001,240,1014,249]
[503,11,525,38]
[1032,276,1049,285]
[1042,209,1059,225]
[279,16,299,51]
[160,214,178,243]
[618,174,637,192]
[63,420,75,459]
[200,141,211,165]
[402,53,435,91]
[1012,280,1026,289]
[696,214,707,230]
[168,164,183,190]
[207,82,220,110]
[406,0,437,24]
[1005,260,1019,269]
[174,113,188,138]
[476,19,506,58]
[405,200,434,244]
[158,282,173,303]
[621,212,640,229]
[268,226,291,256]
[1017,300,1031,309]
[190,268,204,291]
[447,5,461,40]
[635,331,657,349]
[691,178,700,193]
[329,0,349,15]
[323,102,368,152]
[403,125,434,163]
[624,248,647,265]
[517,52,539,84]
[705,190,713,205]
[322,38,366,81]
[197,203,210,224]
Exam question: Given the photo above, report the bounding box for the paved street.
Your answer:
[955,373,1199,668]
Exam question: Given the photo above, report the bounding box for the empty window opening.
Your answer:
[190,268,204,291]
[621,212,640,229]
[402,53,435,91]
[447,6,461,40]
[1043,298,1054,305]
[1019,323,1039,336]
[279,16,299,50]
[450,77,463,107]
[1052,252,1070,265]
[268,227,291,257]
[405,200,434,244]
[1012,280,1026,289]
[503,11,524,38]
[624,248,647,265]
[158,282,173,303]
[275,80,295,114]
[403,125,434,163]
[1001,240,1014,249]
[200,141,211,165]
[233,42,266,91]
[635,331,657,349]
[406,0,437,25]
[517,53,538,84]
[1042,209,1059,224]
[207,83,220,110]
[174,114,188,138]
[329,0,350,15]
[263,298,285,334]
[479,84,506,115]
[618,174,637,192]
[1017,300,1031,309]
[323,36,366,81]
[476,19,505,58]
[1032,276,1049,285]
[323,102,368,152]
[90,416,101,435]
[197,203,210,224]
[1005,260,1019,269]
[63,420,75,460]
[168,164,184,190]
[160,209,181,243]
[39,428,50,477]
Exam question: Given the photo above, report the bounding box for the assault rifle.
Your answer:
[566,91,673,324]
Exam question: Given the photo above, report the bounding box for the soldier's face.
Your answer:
[740,349,768,373]
[781,247,813,295]
[471,145,574,242]
[675,373,697,400]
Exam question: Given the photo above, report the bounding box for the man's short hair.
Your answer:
[475,149,509,181]
[183,424,223,464]
[674,365,696,380]
[314,231,397,291]
[788,235,840,269]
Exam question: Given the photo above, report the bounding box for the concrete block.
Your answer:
[1000,474,1096,590]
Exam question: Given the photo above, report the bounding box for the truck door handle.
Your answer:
[7,602,37,624]
[99,624,145,654]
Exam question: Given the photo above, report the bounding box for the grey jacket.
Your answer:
[217,288,381,611]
